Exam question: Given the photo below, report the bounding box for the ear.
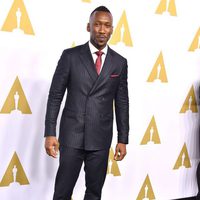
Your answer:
[87,23,90,32]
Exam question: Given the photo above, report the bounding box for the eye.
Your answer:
[105,24,112,28]
[94,22,100,27]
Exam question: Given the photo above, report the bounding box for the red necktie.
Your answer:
[95,51,103,75]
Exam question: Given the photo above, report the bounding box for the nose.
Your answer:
[99,25,105,33]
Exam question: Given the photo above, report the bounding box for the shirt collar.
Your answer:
[88,41,108,55]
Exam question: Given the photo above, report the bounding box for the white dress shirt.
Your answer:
[88,41,108,73]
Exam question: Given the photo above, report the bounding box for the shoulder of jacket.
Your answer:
[108,46,127,62]
[62,44,84,55]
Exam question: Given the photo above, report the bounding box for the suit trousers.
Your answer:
[53,146,109,200]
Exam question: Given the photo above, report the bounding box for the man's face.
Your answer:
[87,11,113,50]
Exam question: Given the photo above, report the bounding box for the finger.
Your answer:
[51,146,58,158]
[117,152,126,161]
[45,145,51,155]
[46,146,57,158]
[114,148,119,161]
[54,142,59,154]
[119,149,127,161]
[116,148,126,161]
[45,142,52,155]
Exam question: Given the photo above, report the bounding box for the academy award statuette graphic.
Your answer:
[0,152,29,187]
[82,0,91,2]
[1,0,34,35]
[173,143,191,169]
[141,116,161,145]
[188,28,200,52]
[0,76,32,114]
[71,42,76,48]
[155,0,177,16]
[180,85,198,113]
[109,11,133,47]
[147,52,168,83]
[136,175,155,200]
[107,148,121,176]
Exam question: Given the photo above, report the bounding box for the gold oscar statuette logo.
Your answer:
[147,51,168,83]
[109,10,133,47]
[0,76,32,114]
[82,0,91,2]
[141,116,161,145]
[107,148,121,176]
[155,0,177,16]
[180,85,198,113]
[71,42,76,48]
[136,175,155,200]
[0,152,29,187]
[173,143,191,169]
[1,0,34,35]
[188,28,200,52]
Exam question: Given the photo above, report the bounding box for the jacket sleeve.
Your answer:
[114,59,129,144]
[44,50,70,137]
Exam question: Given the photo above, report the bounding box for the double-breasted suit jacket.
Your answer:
[45,42,129,150]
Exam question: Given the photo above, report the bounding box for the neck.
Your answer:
[90,40,106,51]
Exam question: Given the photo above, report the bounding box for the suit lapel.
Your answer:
[79,42,98,83]
[79,43,114,95]
[89,47,114,95]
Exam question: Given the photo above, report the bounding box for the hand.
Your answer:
[114,143,127,161]
[45,136,59,158]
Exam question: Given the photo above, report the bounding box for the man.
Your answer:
[44,6,129,200]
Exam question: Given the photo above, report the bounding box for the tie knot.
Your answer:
[95,51,103,57]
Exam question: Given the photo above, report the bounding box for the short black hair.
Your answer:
[90,6,111,18]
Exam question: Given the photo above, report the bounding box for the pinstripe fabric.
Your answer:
[45,42,129,150]
[53,146,109,200]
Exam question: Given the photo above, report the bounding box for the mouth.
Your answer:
[97,36,107,41]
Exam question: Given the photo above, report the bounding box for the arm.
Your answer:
[44,50,70,157]
[114,60,129,161]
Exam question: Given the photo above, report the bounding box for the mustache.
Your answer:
[96,35,107,39]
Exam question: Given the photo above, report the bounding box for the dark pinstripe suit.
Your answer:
[45,42,129,149]
[44,42,129,199]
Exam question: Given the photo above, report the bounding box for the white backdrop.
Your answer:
[0,0,200,199]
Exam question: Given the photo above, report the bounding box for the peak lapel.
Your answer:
[89,47,114,95]
[79,42,98,83]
